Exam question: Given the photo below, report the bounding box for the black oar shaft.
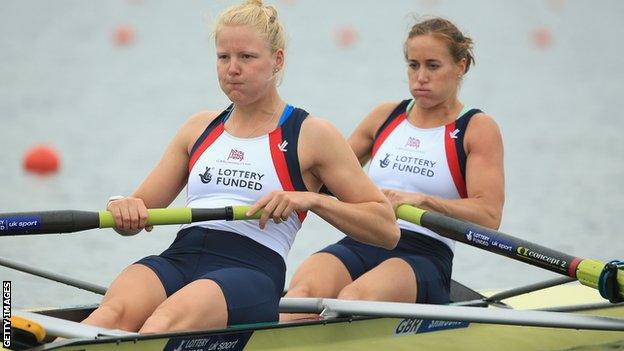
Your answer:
[421,211,581,277]
[0,210,99,235]
[0,207,244,236]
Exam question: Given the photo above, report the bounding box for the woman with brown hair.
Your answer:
[283,17,504,318]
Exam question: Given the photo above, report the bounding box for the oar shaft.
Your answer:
[397,205,623,299]
[0,206,259,236]
[422,210,580,276]
[0,210,100,235]
[280,297,624,331]
[0,257,107,295]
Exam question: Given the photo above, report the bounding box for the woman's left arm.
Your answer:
[384,114,505,229]
[248,117,400,249]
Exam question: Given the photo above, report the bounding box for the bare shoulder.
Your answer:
[364,101,404,126]
[176,110,222,149]
[465,112,503,151]
[371,100,404,116]
[298,116,351,166]
[300,115,344,143]
[182,110,221,131]
[301,115,337,131]
[467,113,502,136]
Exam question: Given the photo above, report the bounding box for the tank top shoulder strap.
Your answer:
[371,99,411,158]
[374,99,412,140]
[444,107,483,198]
[188,105,232,172]
[268,104,309,193]
[269,105,310,222]
[190,104,233,157]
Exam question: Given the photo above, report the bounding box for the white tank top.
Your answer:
[182,105,309,259]
[368,100,479,251]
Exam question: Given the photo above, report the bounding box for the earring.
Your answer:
[274,68,279,73]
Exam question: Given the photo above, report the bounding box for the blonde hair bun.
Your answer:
[214,0,285,54]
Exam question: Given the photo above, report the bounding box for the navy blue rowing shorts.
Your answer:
[319,229,453,304]
[136,227,286,325]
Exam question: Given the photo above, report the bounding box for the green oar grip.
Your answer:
[232,205,263,220]
[576,259,606,290]
[577,259,624,299]
[98,208,193,228]
[396,204,426,225]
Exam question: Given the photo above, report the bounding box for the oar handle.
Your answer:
[99,208,192,228]
[98,206,262,228]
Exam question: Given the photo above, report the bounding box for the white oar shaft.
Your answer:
[279,298,624,331]
[15,310,135,339]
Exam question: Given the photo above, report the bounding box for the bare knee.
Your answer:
[83,301,126,329]
[140,309,175,334]
[337,284,373,301]
[285,283,315,298]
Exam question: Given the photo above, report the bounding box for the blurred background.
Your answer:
[1,0,623,308]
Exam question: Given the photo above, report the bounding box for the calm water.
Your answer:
[1,0,623,335]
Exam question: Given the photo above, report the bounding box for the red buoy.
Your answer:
[531,27,553,49]
[23,145,60,175]
[335,25,358,48]
[113,25,135,46]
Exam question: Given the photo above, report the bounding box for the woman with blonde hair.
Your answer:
[81,0,399,333]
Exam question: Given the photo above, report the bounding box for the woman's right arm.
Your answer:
[108,112,218,234]
[347,102,400,165]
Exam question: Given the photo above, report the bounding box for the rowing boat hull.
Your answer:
[27,306,624,351]
[9,283,624,351]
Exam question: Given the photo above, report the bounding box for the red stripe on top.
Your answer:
[371,112,407,159]
[269,129,307,222]
[444,123,468,198]
[188,123,225,173]
[568,257,582,278]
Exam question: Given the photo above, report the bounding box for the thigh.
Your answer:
[84,264,167,331]
[401,255,451,304]
[143,279,228,333]
[145,267,281,331]
[287,252,353,298]
[338,257,417,303]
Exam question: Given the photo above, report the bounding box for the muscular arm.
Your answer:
[109,112,218,235]
[131,113,214,207]
[301,117,400,249]
[388,114,505,229]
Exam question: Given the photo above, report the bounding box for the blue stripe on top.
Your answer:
[279,106,309,192]
[278,104,295,126]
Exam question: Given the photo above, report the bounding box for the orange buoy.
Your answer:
[531,27,553,49]
[23,145,60,175]
[113,25,134,46]
[335,25,358,48]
